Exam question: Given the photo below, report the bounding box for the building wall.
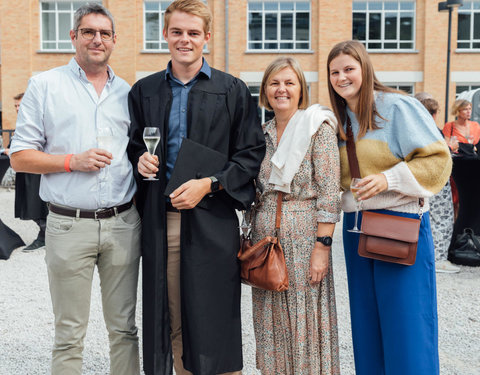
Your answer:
[1,0,479,131]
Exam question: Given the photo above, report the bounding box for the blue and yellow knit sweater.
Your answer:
[339,92,452,213]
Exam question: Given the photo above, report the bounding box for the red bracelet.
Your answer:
[64,154,73,173]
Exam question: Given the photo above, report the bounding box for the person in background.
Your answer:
[415,93,459,274]
[251,56,341,375]
[10,4,141,374]
[327,40,452,375]
[11,92,49,251]
[127,1,265,374]
[443,99,480,152]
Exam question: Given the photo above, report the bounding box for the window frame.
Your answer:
[143,0,209,53]
[143,1,169,51]
[246,1,312,53]
[39,1,88,52]
[456,83,480,97]
[457,1,480,51]
[352,0,416,52]
[385,83,415,95]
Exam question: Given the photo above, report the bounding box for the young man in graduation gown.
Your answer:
[127,1,265,374]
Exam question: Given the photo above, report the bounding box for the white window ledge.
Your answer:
[245,50,314,54]
[36,50,75,54]
[240,71,318,83]
[451,71,480,83]
[455,49,480,54]
[375,71,423,83]
[366,50,419,54]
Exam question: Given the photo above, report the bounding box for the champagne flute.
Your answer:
[96,127,114,178]
[449,136,459,155]
[143,127,161,181]
[348,178,363,233]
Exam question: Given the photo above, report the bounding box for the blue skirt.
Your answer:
[343,209,439,375]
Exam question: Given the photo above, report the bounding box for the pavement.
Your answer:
[0,187,479,374]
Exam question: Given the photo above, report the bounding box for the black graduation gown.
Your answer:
[14,172,48,221]
[128,68,266,375]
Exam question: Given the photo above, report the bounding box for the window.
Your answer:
[248,85,275,124]
[386,83,414,95]
[40,1,87,51]
[144,1,170,50]
[352,1,415,51]
[456,84,480,97]
[144,1,208,51]
[247,1,310,51]
[457,1,480,50]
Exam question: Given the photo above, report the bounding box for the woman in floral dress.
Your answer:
[251,56,341,375]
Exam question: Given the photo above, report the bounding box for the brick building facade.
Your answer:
[1,0,479,132]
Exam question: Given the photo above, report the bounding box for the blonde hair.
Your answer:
[164,0,212,34]
[450,99,471,117]
[327,40,401,140]
[259,57,309,111]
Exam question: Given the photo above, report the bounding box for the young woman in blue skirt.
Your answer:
[327,40,452,375]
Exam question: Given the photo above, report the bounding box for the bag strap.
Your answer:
[345,114,424,210]
[275,192,284,234]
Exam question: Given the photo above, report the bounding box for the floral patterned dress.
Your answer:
[251,117,341,375]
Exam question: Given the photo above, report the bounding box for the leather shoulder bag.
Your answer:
[346,115,423,266]
[237,192,289,291]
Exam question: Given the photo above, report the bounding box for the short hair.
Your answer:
[73,3,115,33]
[259,57,309,111]
[164,0,212,35]
[418,98,439,116]
[13,93,24,101]
[451,99,471,116]
[414,92,433,102]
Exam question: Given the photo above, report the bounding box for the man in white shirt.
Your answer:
[10,4,140,375]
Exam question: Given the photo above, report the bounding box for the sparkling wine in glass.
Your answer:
[96,127,114,178]
[143,127,161,181]
[348,178,363,233]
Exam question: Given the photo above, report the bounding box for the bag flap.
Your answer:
[238,236,277,261]
[361,211,420,243]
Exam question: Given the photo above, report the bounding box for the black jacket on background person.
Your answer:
[128,67,266,375]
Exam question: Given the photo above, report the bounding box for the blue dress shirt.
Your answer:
[165,59,211,181]
[10,58,136,209]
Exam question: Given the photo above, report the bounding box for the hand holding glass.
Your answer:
[348,178,363,233]
[143,127,161,181]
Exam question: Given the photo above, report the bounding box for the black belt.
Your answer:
[166,202,179,213]
[48,201,133,220]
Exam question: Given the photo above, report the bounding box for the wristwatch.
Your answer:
[316,236,333,247]
[208,176,220,193]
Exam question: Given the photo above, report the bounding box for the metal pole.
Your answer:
[445,7,453,123]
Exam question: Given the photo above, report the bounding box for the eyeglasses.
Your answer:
[77,28,114,41]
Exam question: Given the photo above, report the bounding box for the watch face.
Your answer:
[317,236,332,246]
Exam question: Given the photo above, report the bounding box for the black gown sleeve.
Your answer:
[216,78,266,210]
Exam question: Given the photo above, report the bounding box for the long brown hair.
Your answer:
[327,40,401,140]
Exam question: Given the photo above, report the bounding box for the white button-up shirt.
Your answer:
[11,58,136,210]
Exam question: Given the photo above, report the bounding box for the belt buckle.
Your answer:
[94,209,104,220]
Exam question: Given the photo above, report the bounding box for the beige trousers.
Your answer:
[45,205,141,375]
[166,212,241,375]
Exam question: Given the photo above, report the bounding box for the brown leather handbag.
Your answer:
[237,193,289,291]
[346,115,423,266]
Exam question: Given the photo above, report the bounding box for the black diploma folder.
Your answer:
[164,138,227,197]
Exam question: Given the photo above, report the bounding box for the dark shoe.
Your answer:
[22,238,45,252]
